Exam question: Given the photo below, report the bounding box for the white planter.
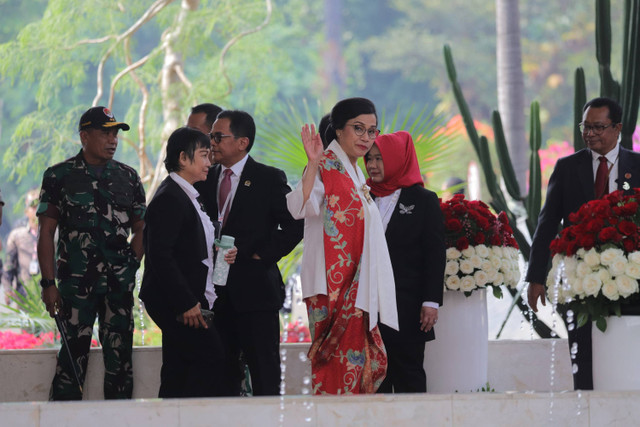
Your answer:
[424,288,488,393]
[592,315,640,390]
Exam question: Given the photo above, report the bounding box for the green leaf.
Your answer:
[595,316,607,333]
[613,303,622,317]
[577,311,590,328]
[492,111,521,200]
[492,286,503,299]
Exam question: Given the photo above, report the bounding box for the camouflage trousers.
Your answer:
[49,276,134,401]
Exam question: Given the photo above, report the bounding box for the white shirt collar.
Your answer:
[591,143,619,163]
[221,153,249,177]
[169,172,199,200]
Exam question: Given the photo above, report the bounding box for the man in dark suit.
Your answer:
[366,131,446,393]
[140,127,232,398]
[187,103,223,165]
[187,103,222,135]
[527,97,640,390]
[195,110,303,396]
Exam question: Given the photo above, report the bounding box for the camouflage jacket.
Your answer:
[37,150,146,293]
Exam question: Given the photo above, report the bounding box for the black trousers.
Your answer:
[560,305,593,390]
[377,340,426,393]
[213,289,281,396]
[146,303,226,398]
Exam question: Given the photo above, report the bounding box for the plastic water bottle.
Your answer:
[212,235,235,286]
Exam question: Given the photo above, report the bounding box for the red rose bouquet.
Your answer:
[441,194,520,297]
[548,189,640,331]
[280,319,311,343]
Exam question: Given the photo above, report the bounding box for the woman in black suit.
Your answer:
[365,130,446,393]
[140,127,236,398]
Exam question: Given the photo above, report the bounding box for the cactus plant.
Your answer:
[573,67,587,151]
[591,0,640,149]
[443,0,640,339]
[444,44,553,338]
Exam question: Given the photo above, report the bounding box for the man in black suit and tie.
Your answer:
[195,110,303,396]
[527,97,640,390]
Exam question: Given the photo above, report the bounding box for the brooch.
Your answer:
[399,203,414,214]
[244,180,251,187]
[361,184,373,203]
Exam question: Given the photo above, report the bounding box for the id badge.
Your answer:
[29,259,40,275]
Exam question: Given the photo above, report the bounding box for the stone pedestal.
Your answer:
[592,315,640,390]
[424,289,488,393]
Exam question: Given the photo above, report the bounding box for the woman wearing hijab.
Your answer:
[365,130,446,393]
[287,97,398,394]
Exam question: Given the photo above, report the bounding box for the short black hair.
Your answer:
[191,103,223,129]
[164,127,210,173]
[583,97,623,124]
[216,110,256,152]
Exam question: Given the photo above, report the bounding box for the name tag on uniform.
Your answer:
[29,259,40,275]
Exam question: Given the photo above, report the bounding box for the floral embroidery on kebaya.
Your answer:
[305,150,387,395]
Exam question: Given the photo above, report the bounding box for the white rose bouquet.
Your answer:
[548,189,640,331]
[441,194,520,298]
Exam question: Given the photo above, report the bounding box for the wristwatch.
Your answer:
[39,278,56,289]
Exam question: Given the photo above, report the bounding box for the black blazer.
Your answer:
[527,147,640,284]
[379,185,446,343]
[140,177,213,317]
[194,156,303,312]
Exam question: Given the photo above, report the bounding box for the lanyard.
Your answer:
[602,154,618,184]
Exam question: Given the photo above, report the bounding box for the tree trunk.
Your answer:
[148,0,199,198]
[322,0,345,101]
[496,0,527,192]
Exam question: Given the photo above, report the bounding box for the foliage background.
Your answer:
[0,0,635,342]
[0,1,619,232]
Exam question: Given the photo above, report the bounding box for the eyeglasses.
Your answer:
[345,124,380,140]
[209,132,236,143]
[578,123,615,135]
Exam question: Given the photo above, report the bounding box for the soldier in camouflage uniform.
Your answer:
[2,189,40,304]
[37,106,146,401]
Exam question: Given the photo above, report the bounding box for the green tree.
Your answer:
[363,0,620,141]
[0,0,48,226]
[0,0,321,197]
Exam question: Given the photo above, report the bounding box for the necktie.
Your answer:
[594,156,609,199]
[218,169,233,224]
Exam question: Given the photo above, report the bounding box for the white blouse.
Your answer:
[286,140,398,331]
[169,172,217,308]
